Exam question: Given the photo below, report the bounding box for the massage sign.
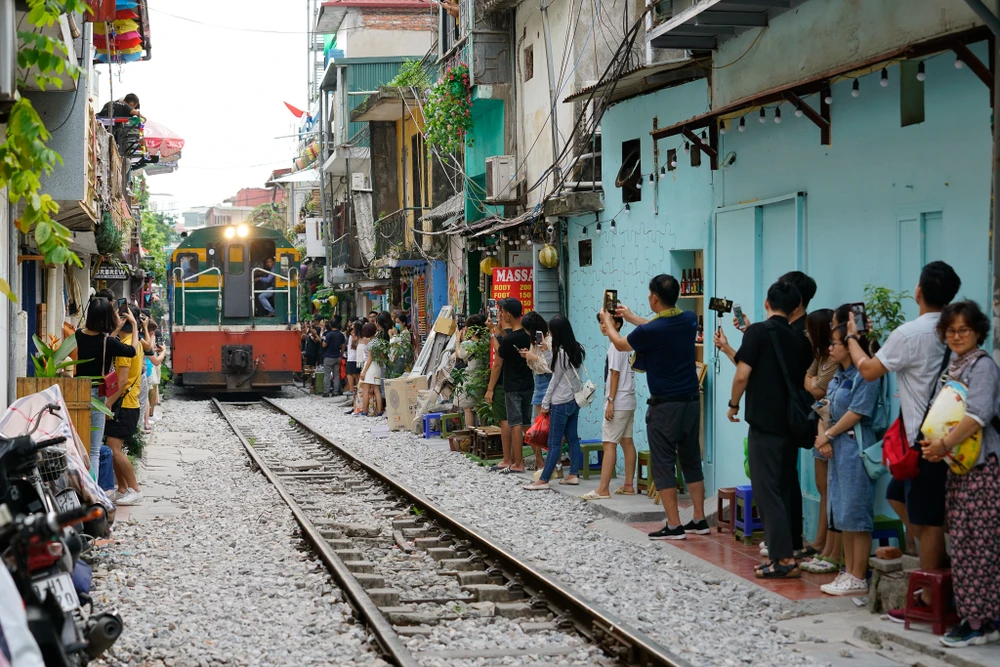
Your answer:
[491,267,534,312]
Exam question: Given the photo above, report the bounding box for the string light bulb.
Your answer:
[595,222,602,236]
[583,226,588,235]
[880,68,889,87]
[774,107,782,124]
[759,108,767,123]
[610,219,617,233]
[720,121,727,135]
[795,105,803,118]
[660,165,666,175]
[917,61,926,81]
[823,88,833,104]
[851,79,860,97]
[738,115,746,132]
[649,172,654,183]
[636,176,642,190]
[625,203,631,214]
[955,56,964,69]
[684,141,690,154]
[670,156,678,168]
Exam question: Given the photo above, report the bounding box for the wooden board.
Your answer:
[16,377,93,455]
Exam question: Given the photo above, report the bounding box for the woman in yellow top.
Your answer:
[105,303,144,505]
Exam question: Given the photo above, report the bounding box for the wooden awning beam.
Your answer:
[781,91,832,146]
[681,127,719,170]
[952,41,995,92]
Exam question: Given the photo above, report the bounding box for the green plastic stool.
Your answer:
[580,441,616,480]
[637,450,651,492]
[872,515,906,552]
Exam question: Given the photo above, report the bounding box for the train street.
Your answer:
[81,393,997,667]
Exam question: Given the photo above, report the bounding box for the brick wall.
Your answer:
[359,9,436,32]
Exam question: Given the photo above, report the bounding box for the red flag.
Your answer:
[284,102,305,118]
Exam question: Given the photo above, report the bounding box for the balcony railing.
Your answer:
[329,234,351,268]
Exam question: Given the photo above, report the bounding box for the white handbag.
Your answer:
[572,364,597,408]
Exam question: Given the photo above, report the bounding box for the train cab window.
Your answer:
[279,253,295,276]
[206,243,222,269]
[177,253,199,281]
[228,245,245,276]
[250,239,277,279]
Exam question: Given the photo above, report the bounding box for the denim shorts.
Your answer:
[531,374,552,406]
[828,431,875,532]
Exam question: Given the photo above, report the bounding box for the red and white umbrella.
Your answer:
[142,119,185,158]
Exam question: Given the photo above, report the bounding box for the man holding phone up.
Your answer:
[485,298,534,474]
[599,274,708,539]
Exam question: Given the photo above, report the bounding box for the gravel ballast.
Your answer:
[274,395,812,667]
[89,399,386,667]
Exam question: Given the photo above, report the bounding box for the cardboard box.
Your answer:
[433,317,456,336]
[385,375,429,431]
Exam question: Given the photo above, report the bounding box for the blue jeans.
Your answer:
[89,386,105,479]
[540,401,580,483]
[259,290,275,315]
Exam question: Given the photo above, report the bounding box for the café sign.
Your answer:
[94,264,129,281]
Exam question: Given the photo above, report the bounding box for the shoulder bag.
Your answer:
[764,322,816,448]
[570,358,597,408]
[853,423,889,480]
[882,348,951,480]
[97,335,120,398]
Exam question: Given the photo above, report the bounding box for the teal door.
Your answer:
[710,194,806,492]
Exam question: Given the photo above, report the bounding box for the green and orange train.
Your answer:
[168,224,302,392]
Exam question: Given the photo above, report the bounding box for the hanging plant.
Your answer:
[95,212,124,255]
[423,63,473,161]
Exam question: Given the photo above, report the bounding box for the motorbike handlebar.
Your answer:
[32,436,67,452]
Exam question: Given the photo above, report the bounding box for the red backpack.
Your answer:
[882,350,951,480]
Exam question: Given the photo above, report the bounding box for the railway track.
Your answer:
[212,398,694,667]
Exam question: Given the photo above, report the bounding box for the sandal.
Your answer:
[580,490,611,500]
[613,485,636,495]
[755,562,802,579]
[558,477,580,485]
[496,466,513,474]
[793,545,819,560]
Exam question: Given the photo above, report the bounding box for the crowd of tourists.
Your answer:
[444,260,997,650]
[75,291,167,506]
[300,309,414,416]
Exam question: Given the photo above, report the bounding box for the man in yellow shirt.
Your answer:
[104,304,144,505]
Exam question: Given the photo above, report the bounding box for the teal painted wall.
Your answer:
[566,79,715,462]
[464,97,504,223]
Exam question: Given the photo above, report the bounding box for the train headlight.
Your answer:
[237,224,249,237]
[224,226,236,239]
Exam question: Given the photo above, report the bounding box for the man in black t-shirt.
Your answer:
[486,298,534,473]
[727,281,812,579]
[321,319,347,397]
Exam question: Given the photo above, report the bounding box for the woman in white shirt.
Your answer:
[345,320,362,397]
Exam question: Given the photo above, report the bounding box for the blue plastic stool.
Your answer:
[422,413,443,439]
[734,485,763,545]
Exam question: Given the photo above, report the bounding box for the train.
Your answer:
[168,224,302,392]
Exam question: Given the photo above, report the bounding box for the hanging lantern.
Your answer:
[538,244,559,269]
[311,299,322,310]
[480,255,501,276]
[327,295,338,308]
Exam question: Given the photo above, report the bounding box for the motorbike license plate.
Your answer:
[31,572,80,612]
[55,491,80,513]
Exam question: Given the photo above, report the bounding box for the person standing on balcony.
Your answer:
[256,257,277,316]
[100,93,143,120]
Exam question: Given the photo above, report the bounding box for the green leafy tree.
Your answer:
[863,284,911,344]
[249,202,287,231]
[0,0,92,282]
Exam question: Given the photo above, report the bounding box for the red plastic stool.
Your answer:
[904,569,959,635]
[716,487,736,534]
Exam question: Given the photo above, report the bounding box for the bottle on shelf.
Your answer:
[697,315,704,343]
[696,268,703,294]
[681,269,688,295]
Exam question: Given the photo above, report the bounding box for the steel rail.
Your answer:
[210,399,420,667]
[262,397,695,667]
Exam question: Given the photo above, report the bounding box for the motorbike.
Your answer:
[0,389,122,666]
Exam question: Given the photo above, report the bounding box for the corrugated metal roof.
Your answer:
[345,60,408,148]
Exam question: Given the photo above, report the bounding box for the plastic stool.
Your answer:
[716,487,737,534]
[636,451,651,492]
[905,569,959,635]
[422,413,443,439]
[871,515,906,550]
[734,485,763,545]
[580,440,616,480]
[440,413,463,438]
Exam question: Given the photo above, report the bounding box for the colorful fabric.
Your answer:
[946,455,1000,623]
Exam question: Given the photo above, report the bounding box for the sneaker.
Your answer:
[116,489,144,506]
[800,557,840,574]
[648,524,686,540]
[683,519,711,535]
[941,620,991,648]
[820,573,868,596]
[985,621,1000,643]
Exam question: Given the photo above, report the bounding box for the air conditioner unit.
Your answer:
[485,155,516,203]
[351,172,372,192]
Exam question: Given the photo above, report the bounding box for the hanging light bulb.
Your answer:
[738,115,746,132]
[595,222,602,236]
[660,165,666,175]
[720,121,728,135]
[684,141,690,154]
[880,68,889,87]
[610,219,617,233]
[759,108,767,123]
[917,61,926,81]
[625,203,631,214]
[582,226,588,235]
[955,56,964,69]
[851,79,860,97]
[636,176,642,189]
[701,130,707,140]
[795,105,803,118]
[670,156,678,168]
[823,88,833,104]
[774,107,782,124]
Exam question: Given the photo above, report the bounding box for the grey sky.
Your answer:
[96,0,309,215]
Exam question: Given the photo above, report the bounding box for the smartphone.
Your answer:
[535,331,543,346]
[603,289,618,314]
[850,302,869,333]
[115,298,128,315]
[733,303,745,328]
[488,298,498,321]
